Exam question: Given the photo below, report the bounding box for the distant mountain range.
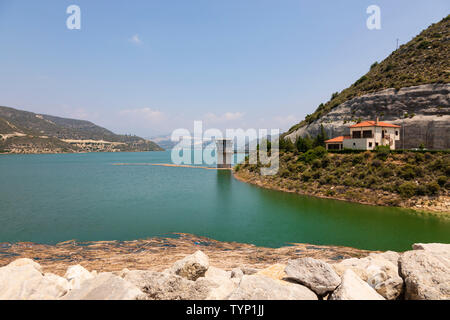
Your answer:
[0,106,163,154]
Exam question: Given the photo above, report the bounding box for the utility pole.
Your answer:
[396,38,400,50]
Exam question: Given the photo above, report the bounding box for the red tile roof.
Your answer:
[349,121,401,128]
[325,136,350,143]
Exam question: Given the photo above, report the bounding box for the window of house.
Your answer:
[395,131,399,136]
[352,131,361,139]
[369,142,373,148]
[363,130,373,138]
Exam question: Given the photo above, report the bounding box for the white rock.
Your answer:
[168,250,210,281]
[62,272,144,300]
[333,255,403,300]
[399,249,450,300]
[64,265,94,290]
[329,270,385,300]
[6,258,43,273]
[228,275,318,300]
[200,266,237,300]
[369,251,400,266]
[0,261,69,300]
[231,268,244,279]
[204,266,231,280]
[413,243,450,257]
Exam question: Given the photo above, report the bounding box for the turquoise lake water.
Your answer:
[0,151,449,251]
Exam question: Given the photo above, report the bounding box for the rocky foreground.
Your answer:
[0,242,448,300]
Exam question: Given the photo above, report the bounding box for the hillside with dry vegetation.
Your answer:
[0,106,163,154]
[287,15,449,135]
[235,147,450,215]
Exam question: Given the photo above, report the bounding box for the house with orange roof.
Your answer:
[325,119,401,151]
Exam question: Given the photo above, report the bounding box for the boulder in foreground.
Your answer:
[228,275,318,300]
[399,245,450,300]
[329,270,385,300]
[168,250,210,281]
[0,259,69,300]
[62,273,144,300]
[285,258,341,295]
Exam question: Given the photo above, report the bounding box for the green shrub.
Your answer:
[311,159,322,169]
[321,156,330,168]
[398,165,416,180]
[380,167,394,178]
[426,182,440,195]
[280,168,291,178]
[352,154,364,165]
[437,176,447,187]
[301,171,312,182]
[371,159,382,168]
[375,145,390,160]
[398,182,417,198]
[312,170,321,179]
[415,185,428,196]
[304,146,327,163]
[343,177,355,186]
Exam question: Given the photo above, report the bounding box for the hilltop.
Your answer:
[0,106,163,154]
[235,15,450,214]
[285,15,449,150]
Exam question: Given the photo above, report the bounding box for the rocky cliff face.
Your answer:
[285,84,449,150]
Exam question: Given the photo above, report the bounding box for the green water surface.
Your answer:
[0,151,449,251]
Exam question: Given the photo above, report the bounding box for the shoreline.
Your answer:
[233,169,450,218]
[0,233,374,276]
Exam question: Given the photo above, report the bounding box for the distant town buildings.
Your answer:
[325,119,401,151]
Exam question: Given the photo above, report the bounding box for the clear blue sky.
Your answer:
[0,0,448,137]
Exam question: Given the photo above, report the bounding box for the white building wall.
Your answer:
[348,126,400,150]
[343,138,375,150]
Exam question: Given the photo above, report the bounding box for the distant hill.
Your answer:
[0,106,163,154]
[285,15,449,150]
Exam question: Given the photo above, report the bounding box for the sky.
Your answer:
[0,0,448,137]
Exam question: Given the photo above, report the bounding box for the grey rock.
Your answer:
[124,270,210,300]
[62,272,144,300]
[399,249,450,300]
[228,275,318,300]
[168,250,210,281]
[286,84,450,150]
[285,258,341,295]
[329,270,385,300]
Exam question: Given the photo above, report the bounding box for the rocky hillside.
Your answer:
[0,106,163,153]
[0,243,448,300]
[285,15,450,150]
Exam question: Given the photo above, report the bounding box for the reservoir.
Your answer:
[0,151,449,251]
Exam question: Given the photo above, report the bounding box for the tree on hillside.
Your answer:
[296,135,313,152]
[279,137,295,152]
[313,125,328,148]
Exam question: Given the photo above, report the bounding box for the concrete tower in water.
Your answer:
[216,139,233,169]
